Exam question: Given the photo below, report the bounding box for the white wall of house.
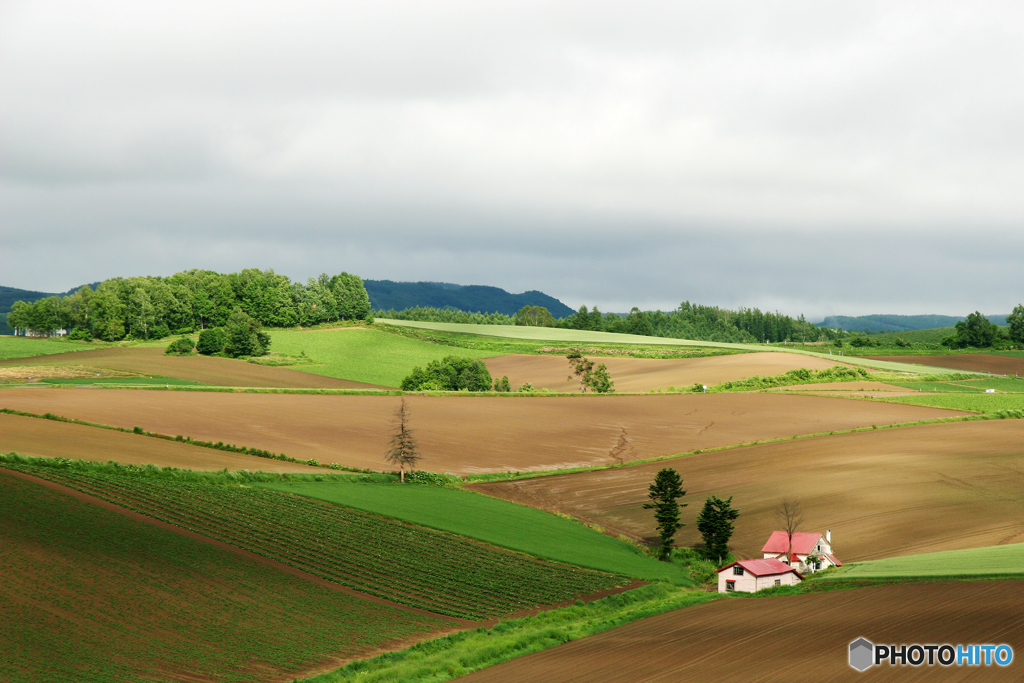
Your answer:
[718,567,800,593]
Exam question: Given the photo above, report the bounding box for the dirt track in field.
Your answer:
[0,413,332,472]
[484,351,865,393]
[865,354,1024,376]
[0,390,964,474]
[470,420,1024,561]
[458,581,1024,683]
[0,347,383,389]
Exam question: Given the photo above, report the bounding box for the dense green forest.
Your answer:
[379,301,838,344]
[4,269,370,341]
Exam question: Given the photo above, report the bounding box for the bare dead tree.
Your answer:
[775,498,803,565]
[384,399,419,482]
[609,427,637,465]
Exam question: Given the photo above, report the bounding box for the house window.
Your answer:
[726,581,735,592]
[733,566,744,575]
[774,579,781,587]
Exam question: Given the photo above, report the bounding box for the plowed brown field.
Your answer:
[0,391,964,474]
[866,354,1024,376]
[470,420,1024,560]
[0,413,331,472]
[458,581,1024,683]
[0,347,383,389]
[484,351,865,393]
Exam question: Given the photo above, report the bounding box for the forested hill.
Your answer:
[818,313,1010,333]
[364,280,575,318]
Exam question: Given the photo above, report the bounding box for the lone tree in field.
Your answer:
[774,498,804,564]
[696,496,740,564]
[566,349,615,393]
[384,399,419,482]
[643,468,687,561]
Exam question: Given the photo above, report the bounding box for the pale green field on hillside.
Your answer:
[377,320,963,375]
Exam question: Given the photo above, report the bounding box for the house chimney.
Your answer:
[826,529,831,545]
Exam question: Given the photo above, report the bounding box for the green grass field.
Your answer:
[258,481,692,585]
[888,381,990,393]
[0,470,444,683]
[376,320,961,375]
[879,393,1024,413]
[823,543,1024,580]
[8,463,622,619]
[268,328,496,387]
[0,336,97,360]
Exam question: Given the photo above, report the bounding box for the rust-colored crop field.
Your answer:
[0,347,383,389]
[0,471,448,683]
[0,412,330,472]
[458,580,1024,683]
[0,390,964,474]
[484,351,865,393]
[866,354,1024,376]
[470,419,1024,561]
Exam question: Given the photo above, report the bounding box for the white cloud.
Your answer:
[1,0,1022,315]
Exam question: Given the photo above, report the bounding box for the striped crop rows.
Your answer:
[16,467,623,620]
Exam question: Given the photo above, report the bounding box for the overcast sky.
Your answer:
[2,1,1022,319]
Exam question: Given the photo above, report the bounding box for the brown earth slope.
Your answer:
[458,581,1024,683]
[0,347,384,389]
[470,419,1024,561]
[865,354,1024,376]
[484,351,865,393]
[0,390,965,474]
[0,412,332,472]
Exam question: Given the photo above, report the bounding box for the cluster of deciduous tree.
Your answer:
[4,269,371,341]
[374,306,515,325]
[400,356,493,391]
[940,308,1024,349]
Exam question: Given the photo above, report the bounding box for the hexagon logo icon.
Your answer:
[849,638,874,671]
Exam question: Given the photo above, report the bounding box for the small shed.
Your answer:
[717,558,803,593]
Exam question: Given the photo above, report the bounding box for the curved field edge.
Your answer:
[257,481,692,585]
[0,470,447,683]
[452,579,1024,683]
[300,584,723,683]
[375,320,967,375]
[823,543,1024,580]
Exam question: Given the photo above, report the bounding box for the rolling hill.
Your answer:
[365,280,575,317]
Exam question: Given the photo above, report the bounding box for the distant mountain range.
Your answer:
[364,280,575,318]
[816,313,1010,333]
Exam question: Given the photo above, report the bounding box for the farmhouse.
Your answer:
[762,530,842,574]
[717,558,802,593]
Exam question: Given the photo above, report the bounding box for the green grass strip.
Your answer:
[818,543,1024,581]
[301,584,723,683]
[258,481,691,585]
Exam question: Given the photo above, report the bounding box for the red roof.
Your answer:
[826,554,843,567]
[761,531,823,555]
[716,558,804,579]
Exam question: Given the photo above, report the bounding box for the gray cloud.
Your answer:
[2,1,1022,318]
